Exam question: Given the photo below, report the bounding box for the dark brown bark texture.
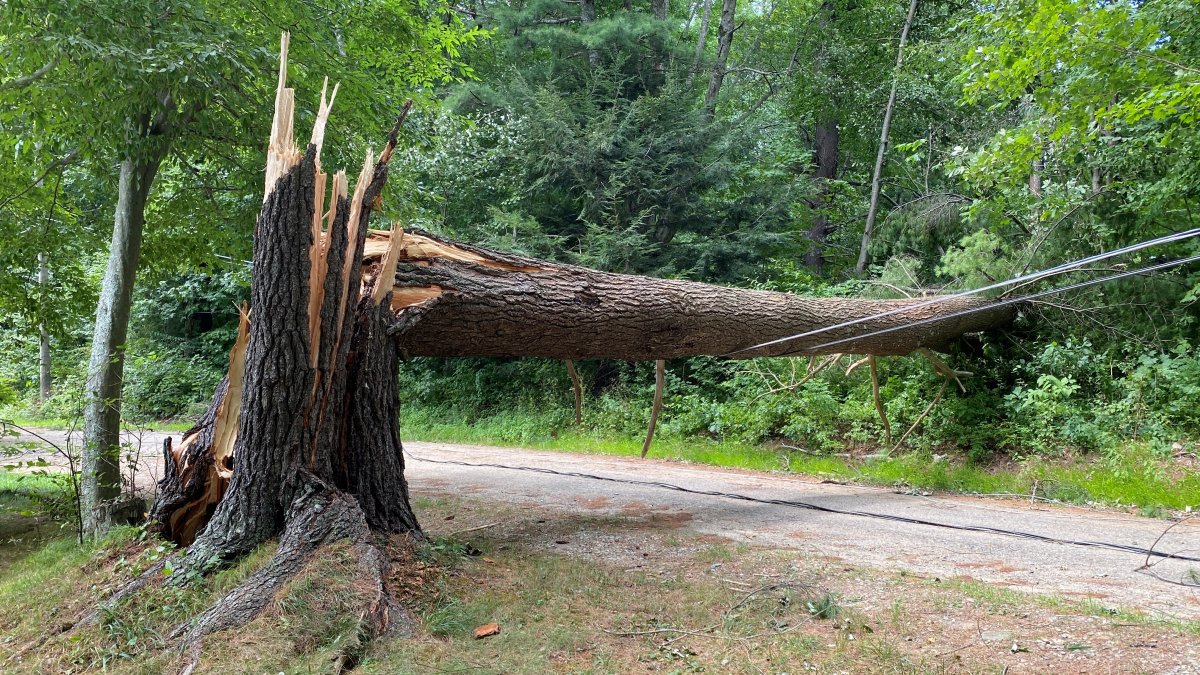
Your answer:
[341,298,419,533]
[805,118,839,272]
[158,133,414,562]
[194,146,320,558]
[386,231,1015,361]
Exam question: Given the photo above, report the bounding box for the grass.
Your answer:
[400,413,1200,513]
[2,415,192,433]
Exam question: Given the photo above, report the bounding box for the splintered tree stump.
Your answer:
[140,33,1016,667]
[140,37,419,663]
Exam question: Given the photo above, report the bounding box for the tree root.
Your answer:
[172,479,402,674]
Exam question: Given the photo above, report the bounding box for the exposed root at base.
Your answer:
[171,483,413,675]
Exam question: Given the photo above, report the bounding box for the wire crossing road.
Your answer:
[7,428,1199,619]
[405,442,1200,620]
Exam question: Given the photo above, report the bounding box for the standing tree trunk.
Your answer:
[702,0,736,121]
[688,0,715,87]
[856,0,920,274]
[81,147,165,537]
[580,0,601,67]
[805,119,839,272]
[804,0,838,273]
[38,252,52,403]
[1029,155,1044,196]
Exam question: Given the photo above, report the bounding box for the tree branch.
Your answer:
[0,54,60,91]
[0,148,80,213]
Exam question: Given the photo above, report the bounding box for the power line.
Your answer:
[790,253,1200,356]
[404,452,1200,563]
[724,228,1200,357]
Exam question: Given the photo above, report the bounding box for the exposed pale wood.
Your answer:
[364,229,540,272]
[309,77,339,165]
[390,285,444,311]
[264,33,300,200]
[212,306,250,477]
[371,226,406,304]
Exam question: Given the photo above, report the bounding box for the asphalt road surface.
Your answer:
[6,427,1198,620]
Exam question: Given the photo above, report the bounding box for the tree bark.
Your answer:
[702,0,736,121]
[580,0,601,67]
[38,252,51,403]
[805,118,839,272]
[81,149,165,537]
[382,231,1014,360]
[688,0,715,87]
[856,0,920,274]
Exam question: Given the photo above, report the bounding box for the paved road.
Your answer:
[6,427,1199,619]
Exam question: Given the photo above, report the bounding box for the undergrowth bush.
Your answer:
[397,335,1200,461]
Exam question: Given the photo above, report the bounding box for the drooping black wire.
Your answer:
[723,228,1200,357]
[405,452,1199,563]
[728,253,1200,357]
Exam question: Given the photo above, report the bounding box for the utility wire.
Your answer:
[788,253,1200,356]
[404,452,1200,563]
[724,227,1200,357]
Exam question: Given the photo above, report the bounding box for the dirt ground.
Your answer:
[407,492,1200,674]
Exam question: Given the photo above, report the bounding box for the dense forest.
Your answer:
[3,0,1199,467]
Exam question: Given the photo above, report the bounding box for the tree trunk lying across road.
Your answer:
[372,229,1014,360]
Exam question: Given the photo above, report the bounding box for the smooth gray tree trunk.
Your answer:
[82,152,163,537]
[702,0,736,121]
[687,0,715,87]
[856,0,920,273]
[38,252,51,402]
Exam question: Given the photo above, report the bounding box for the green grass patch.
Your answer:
[2,415,192,432]
[401,411,1200,512]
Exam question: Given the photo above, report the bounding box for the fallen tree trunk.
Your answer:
[372,231,1014,359]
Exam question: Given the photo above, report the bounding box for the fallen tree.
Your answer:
[133,36,1015,668]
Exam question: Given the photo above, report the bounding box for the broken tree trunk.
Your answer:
[136,38,417,670]
[157,38,418,563]
[378,230,1014,360]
